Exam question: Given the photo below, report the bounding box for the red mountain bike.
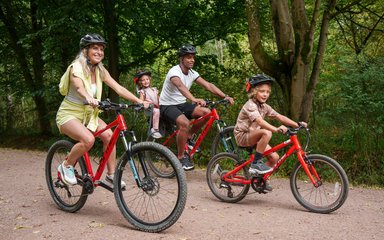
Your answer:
[147,99,236,177]
[206,125,349,213]
[45,99,187,232]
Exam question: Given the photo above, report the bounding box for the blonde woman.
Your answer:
[56,33,148,187]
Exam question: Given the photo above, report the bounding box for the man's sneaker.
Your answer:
[249,160,273,175]
[187,139,201,153]
[58,163,77,185]
[102,175,127,190]
[180,156,194,171]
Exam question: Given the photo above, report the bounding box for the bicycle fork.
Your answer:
[291,136,322,188]
[119,131,150,189]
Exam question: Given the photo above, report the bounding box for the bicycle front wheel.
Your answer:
[290,154,349,213]
[45,140,88,213]
[206,152,250,203]
[114,142,187,233]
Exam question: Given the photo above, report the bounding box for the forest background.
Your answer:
[0,0,383,186]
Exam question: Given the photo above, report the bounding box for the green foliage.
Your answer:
[1,0,384,186]
[314,55,384,186]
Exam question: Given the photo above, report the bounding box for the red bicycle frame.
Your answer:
[222,132,321,187]
[82,113,128,186]
[161,106,221,158]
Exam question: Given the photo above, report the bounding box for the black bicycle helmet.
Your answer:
[177,44,197,56]
[79,33,107,49]
[134,70,151,84]
[246,74,274,92]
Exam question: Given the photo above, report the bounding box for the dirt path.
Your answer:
[1,148,383,240]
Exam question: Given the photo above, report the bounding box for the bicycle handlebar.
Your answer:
[205,99,230,109]
[286,125,307,135]
[286,125,310,151]
[97,99,144,112]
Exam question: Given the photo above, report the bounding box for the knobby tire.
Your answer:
[114,141,187,232]
[45,140,88,213]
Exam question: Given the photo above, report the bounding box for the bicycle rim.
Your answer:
[206,152,250,203]
[114,142,187,232]
[45,140,88,213]
[290,154,349,213]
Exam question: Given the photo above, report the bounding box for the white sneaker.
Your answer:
[58,163,77,185]
[102,175,126,189]
[151,130,162,139]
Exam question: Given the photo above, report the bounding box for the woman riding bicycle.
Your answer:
[56,33,148,187]
[234,74,307,190]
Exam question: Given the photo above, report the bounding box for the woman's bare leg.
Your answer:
[96,118,115,175]
[60,119,95,167]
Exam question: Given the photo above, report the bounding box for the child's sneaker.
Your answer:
[102,174,127,190]
[249,160,273,175]
[58,163,77,185]
[151,129,162,139]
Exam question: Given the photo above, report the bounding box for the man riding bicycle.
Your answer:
[159,44,234,170]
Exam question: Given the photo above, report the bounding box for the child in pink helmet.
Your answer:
[134,70,162,139]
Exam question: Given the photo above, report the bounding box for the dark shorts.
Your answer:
[160,103,197,124]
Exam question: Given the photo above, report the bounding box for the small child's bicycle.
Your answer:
[206,125,349,213]
[45,99,187,232]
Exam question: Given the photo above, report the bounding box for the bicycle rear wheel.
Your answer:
[206,152,250,203]
[45,140,88,212]
[146,135,177,178]
[290,154,349,213]
[211,126,249,159]
[114,142,187,232]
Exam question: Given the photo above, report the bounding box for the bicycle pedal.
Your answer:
[220,182,229,189]
[97,180,114,193]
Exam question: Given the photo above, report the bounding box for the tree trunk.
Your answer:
[300,0,336,122]
[103,0,120,103]
[246,0,335,122]
[30,0,52,135]
[0,0,52,135]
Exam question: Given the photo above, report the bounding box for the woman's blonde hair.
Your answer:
[73,48,107,79]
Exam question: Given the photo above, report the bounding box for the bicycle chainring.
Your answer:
[81,175,94,194]
[250,176,267,194]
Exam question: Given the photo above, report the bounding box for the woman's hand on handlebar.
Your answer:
[85,97,99,108]
[140,100,151,109]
